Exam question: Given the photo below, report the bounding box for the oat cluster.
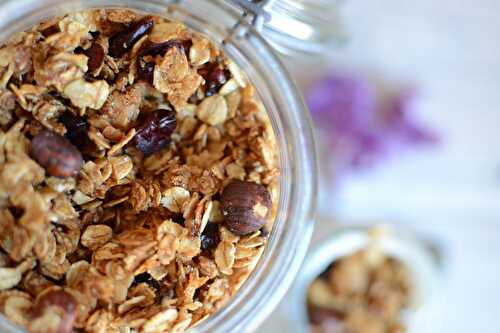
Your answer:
[307,250,412,333]
[0,9,279,333]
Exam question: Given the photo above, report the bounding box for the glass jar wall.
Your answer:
[0,0,317,332]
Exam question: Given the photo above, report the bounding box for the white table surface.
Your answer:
[260,1,500,332]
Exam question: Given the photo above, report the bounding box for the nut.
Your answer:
[30,130,84,178]
[220,180,272,235]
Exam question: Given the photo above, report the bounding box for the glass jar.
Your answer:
[261,0,347,58]
[0,0,317,332]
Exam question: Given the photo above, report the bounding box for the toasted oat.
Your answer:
[196,94,228,126]
[0,8,279,333]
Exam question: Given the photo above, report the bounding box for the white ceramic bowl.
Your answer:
[266,226,443,333]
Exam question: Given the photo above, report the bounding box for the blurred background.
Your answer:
[256,0,500,332]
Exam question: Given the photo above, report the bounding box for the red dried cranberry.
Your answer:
[41,24,59,37]
[132,273,163,302]
[199,63,228,96]
[58,113,91,148]
[135,40,184,84]
[109,16,154,58]
[83,42,105,74]
[136,58,155,84]
[140,40,184,57]
[133,109,177,156]
[201,223,220,251]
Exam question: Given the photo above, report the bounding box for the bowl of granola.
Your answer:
[284,226,441,333]
[0,1,317,332]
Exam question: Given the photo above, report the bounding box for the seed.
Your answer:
[220,180,272,235]
[109,16,155,58]
[31,130,84,178]
[133,109,177,156]
[83,42,105,74]
[201,223,220,251]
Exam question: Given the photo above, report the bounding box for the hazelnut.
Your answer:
[30,130,84,178]
[220,180,272,235]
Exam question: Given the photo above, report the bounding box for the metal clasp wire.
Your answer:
[171,0,275,42]
[223,0,275,43]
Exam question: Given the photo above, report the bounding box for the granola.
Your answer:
[0,9,279,333]
[307,250,412,333]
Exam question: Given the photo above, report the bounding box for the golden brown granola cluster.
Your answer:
[307,250,412,333]
[0,9,279,333]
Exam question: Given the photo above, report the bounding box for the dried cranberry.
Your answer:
[172,215,185,226]
[58,113,91,148]
[133,109,177,156]
[40,24,59,37]
[181,39,193,54]
[132,273,162,302]
[201,223,220,251]
[199,63,228,96]
[83,42,105,74]
[140,40,184,57]
[109,16,154,58]
[135,40,184,84]
[136,58,155,84]
[89,30,101,39]
[133,272,161,290]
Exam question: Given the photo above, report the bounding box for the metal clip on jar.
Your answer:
[0,1,317,333]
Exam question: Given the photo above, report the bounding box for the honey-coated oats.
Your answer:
[0,9,279,333]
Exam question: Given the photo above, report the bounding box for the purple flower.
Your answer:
[307,73,438,173]
[308,75,376,135]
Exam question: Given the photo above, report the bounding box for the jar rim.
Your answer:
[0,1,317,332]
